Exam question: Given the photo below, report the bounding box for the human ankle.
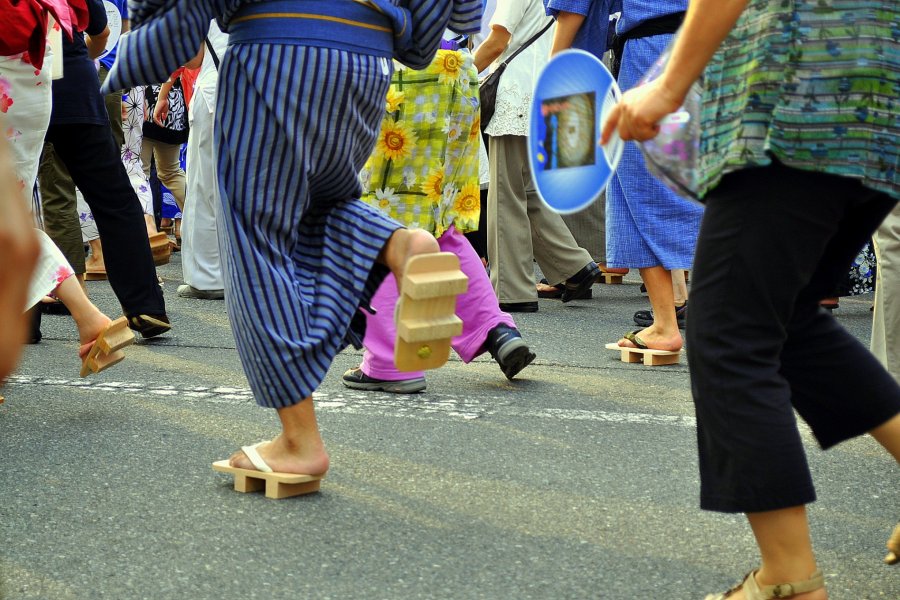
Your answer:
[754,567,825,599]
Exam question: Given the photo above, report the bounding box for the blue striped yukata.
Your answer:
[605,3,703,270]
[104,0,482,408]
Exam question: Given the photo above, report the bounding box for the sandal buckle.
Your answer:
[771,584,793,598]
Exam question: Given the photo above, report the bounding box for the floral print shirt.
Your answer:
[698,1,899,200]
[360,50,482,237]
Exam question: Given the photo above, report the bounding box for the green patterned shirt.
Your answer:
[698,1,899,200]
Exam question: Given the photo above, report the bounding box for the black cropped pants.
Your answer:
[687,162,900,513]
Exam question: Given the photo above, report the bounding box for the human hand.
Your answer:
[601,78,683,144]
[153,96,169,126]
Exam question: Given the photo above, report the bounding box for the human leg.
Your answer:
[704,507,826,600]
[38,143,86,274]
[46,124,167,325]
[518,139,595,287]
[152,141,186,211]
[0,135,40,379]
[216,45,407,474]
[30,229,130,375]
[441,226,516,362]
[871,203,900,383]
[690,164,900,595]
[619,266,683,351]
[181,94,224,292]
[355,269,428,386]
[488,135,539,305]
[98,66,125,150]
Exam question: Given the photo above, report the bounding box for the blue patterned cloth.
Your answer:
[606,32,702,270]
[543,0,620,58]
[102,1,482,408]
[616,0,686,35]
[104,0,483,93]
[216,45,400,407]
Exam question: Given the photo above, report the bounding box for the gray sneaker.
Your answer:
[341,367,426,393]
[177,284,224,300]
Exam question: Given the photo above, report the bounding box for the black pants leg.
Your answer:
[686,163,900,514]
[45,124,166,317]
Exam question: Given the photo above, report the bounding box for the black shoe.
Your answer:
[561,262,600,303]
[341,367,426,393]
[127,314,172,339]
[499,301,539,313]
[537,279,592,300]
[27,306,42,344]
[40,299,71,315]
[486,324,536,380]
[633,303,687,328]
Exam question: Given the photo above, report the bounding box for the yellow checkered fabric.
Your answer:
[361,50,481,237]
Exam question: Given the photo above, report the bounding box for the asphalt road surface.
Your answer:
[1,256,897,599]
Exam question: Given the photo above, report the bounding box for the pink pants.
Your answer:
[360,226,516,380]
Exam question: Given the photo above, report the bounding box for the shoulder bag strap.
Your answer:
[204,37,220,70]
[499,19,553,68]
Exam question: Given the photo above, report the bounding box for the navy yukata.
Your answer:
[105,0,483,408]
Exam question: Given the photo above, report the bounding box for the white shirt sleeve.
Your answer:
[489,0,528,36]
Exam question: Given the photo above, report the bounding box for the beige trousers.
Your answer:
[871,203,900,383]
[141,138,186,210]
[487,135,593,303]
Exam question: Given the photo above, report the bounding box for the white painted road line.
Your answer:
[2,375,697,427]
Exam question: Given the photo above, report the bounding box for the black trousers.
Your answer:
[687,162,900,513]
[44,123,166,317]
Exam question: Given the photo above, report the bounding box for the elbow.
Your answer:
[482,40,507,66]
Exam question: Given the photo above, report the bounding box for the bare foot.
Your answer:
[77,311,113,349]
[618,325,682,351]
[85,257,106,272]
[229,434,330,476]
[381,228,440,282]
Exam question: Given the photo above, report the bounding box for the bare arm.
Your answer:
[153,79,176,125]
[473,24,512,73]
[85,26,110,59]
[549,11,585,56]
[183,44,205,70]
[601,0,749,143]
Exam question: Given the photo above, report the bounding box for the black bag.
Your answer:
[479,21,553,132]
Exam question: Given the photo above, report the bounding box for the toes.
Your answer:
[228,450,249,468]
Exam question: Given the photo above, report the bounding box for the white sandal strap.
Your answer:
[241,443,273,473]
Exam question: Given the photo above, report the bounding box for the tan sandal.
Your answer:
[886,522,900,565]
[705,569,824,600]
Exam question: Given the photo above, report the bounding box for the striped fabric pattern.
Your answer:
[699,1,899,200]
[216,44,400,408]
[606,34,703,270]
[106,0,483,92]
[103,1,481,409]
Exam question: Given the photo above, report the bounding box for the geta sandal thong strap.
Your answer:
[706,569,824,600]
[241,442,274,473]
[623,330,649,350]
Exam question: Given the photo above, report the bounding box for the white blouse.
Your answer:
[484,0,555,138]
